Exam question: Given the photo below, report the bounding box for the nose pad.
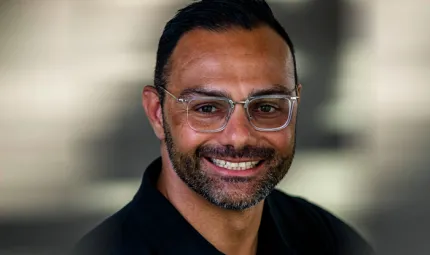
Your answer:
[235,102,252,119]
[243,102,253,121]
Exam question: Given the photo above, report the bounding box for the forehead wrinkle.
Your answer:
[174,52,288,85]
[168,27,295,90]
[178,53,226,81]
[171,27,288,63]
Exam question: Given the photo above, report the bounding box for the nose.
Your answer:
[219,105,257,149]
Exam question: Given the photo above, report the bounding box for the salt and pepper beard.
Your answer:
[162,118,296,211]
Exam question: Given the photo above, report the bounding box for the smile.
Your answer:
[209,158,261,171]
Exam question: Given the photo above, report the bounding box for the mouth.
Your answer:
[208,158,262,170]
[204,157,265,176]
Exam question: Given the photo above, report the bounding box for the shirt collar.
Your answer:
[126,157,295,254]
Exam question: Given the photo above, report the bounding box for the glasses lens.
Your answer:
[187,98,230,131]
[248,97,291,129]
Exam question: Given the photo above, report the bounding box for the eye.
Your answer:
[197,105,218,113]
[258,104,276,113]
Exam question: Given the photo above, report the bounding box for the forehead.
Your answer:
[168,25,294,92]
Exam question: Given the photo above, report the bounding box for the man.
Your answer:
[74,0,373,254]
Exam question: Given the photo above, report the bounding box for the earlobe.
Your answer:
[142,86,165,140]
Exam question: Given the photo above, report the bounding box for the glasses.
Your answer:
[160,87,299,133]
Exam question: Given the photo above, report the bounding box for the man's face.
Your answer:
[161,26,300,210]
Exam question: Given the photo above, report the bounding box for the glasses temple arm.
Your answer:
[159,86,183,102]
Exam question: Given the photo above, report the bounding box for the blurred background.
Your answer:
[0,0,429,254]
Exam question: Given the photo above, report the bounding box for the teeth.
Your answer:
[211,158,260,171]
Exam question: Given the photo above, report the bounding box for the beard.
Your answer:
[163,121,295,211]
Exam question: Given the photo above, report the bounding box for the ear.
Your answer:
[142,85,165,140]
[296,84,302,104]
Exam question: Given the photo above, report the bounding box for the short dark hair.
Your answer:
[154,0,298,103]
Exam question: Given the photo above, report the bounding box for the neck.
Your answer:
[157,154,263,255]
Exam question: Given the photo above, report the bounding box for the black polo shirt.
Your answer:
[73,157,373,255]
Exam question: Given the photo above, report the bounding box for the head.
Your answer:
[143,0,302,210]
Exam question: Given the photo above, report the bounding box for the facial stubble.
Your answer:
[162,118,295,211]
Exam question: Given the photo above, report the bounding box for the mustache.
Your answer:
[196,145,275,159]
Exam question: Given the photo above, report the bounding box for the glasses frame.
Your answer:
[159,86,299,133]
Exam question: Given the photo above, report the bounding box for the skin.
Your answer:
[143,25,302,255]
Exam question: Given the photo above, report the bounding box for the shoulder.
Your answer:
[72,202,153,255]
[267,189,374,255]
[72,203,131,255]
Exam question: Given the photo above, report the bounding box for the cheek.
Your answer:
[169,111,209,153]
[265,127,295,154]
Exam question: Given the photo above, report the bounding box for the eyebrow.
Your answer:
[249,84,296,97]
[178,84,296,99]
[179,87,232,98]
